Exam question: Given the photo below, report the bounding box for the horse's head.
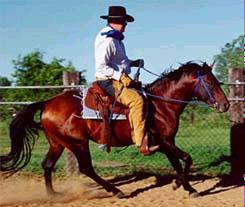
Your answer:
[193,62,229,112]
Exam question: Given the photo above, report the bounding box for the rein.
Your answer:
[137,66,216,106]
[142,67,162,77]
[138,90,201,105]
[134,66,161,81]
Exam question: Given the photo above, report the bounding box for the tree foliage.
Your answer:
[1,51,87,120]
[12,52,86,86]
[214,35,243,82]
[6,51,87,101]
[0,76,11,86]
[0,76,11,102]
[0,76,12,120]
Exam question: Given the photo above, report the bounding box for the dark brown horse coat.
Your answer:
[0,62,229,197]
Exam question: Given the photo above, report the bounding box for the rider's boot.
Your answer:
[139,133,159,156]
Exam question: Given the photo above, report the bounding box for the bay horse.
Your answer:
[0,62,229,198]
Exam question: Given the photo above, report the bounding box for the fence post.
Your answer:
[63,71,81,175]
[228,68,245,181]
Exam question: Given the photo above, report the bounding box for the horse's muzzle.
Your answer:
[214,101,230,113]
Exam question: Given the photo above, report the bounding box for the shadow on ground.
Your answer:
[107,171,242,198]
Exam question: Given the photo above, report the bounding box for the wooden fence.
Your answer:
[228,68,244,181]
[63,71,81,175]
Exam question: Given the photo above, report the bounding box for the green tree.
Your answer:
[0,76,11,102]
[12,51,86,86]
[0,76,12,120]
[1,51,86,120]
[214,35,243,82]
[6,51,86,101]
[0,76,11,101]
[0,76,11,86]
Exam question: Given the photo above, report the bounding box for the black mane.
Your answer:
[146,61,204,89]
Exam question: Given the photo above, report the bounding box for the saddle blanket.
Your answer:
[82,87,127,120]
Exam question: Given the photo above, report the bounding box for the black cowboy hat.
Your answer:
[100,6,134,22]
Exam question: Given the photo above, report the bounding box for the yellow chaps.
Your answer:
[112,80,145,146]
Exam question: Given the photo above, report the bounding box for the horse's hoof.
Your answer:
[189,191,200,198]
[172,180,181,191]
[115,191,125,199]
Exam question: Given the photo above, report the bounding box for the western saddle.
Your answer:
[84,82,129,152]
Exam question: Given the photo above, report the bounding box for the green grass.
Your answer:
[89,111,231,176]
[0,110,231,177]
[0,120,66,175]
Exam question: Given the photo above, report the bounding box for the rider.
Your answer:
[94,6,159,155]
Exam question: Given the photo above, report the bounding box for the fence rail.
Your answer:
[0,102,34,105]
[0,98,244,105]
[0,83,244,105]
[0,85,85,89]
[0,81,244,89]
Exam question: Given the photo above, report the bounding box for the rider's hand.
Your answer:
[130,59,144,67]
[130,81,142,90]
[120,73,133,87]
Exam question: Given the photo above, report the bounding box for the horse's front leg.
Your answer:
[160,141,200,197]
[165,153,183,190]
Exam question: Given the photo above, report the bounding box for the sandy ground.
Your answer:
[0,173,243,207]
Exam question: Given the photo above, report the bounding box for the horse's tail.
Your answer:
[0,101,45,176]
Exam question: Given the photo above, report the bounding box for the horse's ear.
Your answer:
[210,60,216,70]
[203,62,209,70]
[203,62,212,72]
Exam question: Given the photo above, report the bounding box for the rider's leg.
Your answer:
[112,81,159,155]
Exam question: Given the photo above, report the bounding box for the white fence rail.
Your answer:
[0,83,244,105]
[0,82,244,89]
[0,85,86,89]
[0,85,86,105]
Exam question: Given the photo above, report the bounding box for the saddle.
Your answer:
[84,82,129,152]
[85,82,129,115]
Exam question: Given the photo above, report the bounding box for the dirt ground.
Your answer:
[0,173,243,207]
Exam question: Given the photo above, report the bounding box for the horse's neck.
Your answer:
[147,76,194,116]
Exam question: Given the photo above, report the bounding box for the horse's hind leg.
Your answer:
[42,144,64,195]
[72,142,124,198]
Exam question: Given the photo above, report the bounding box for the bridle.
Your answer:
[193,70,217,106]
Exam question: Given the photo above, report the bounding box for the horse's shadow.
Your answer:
[107,172,242,198]
[198,174,243,196]
[108,172,174,198]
